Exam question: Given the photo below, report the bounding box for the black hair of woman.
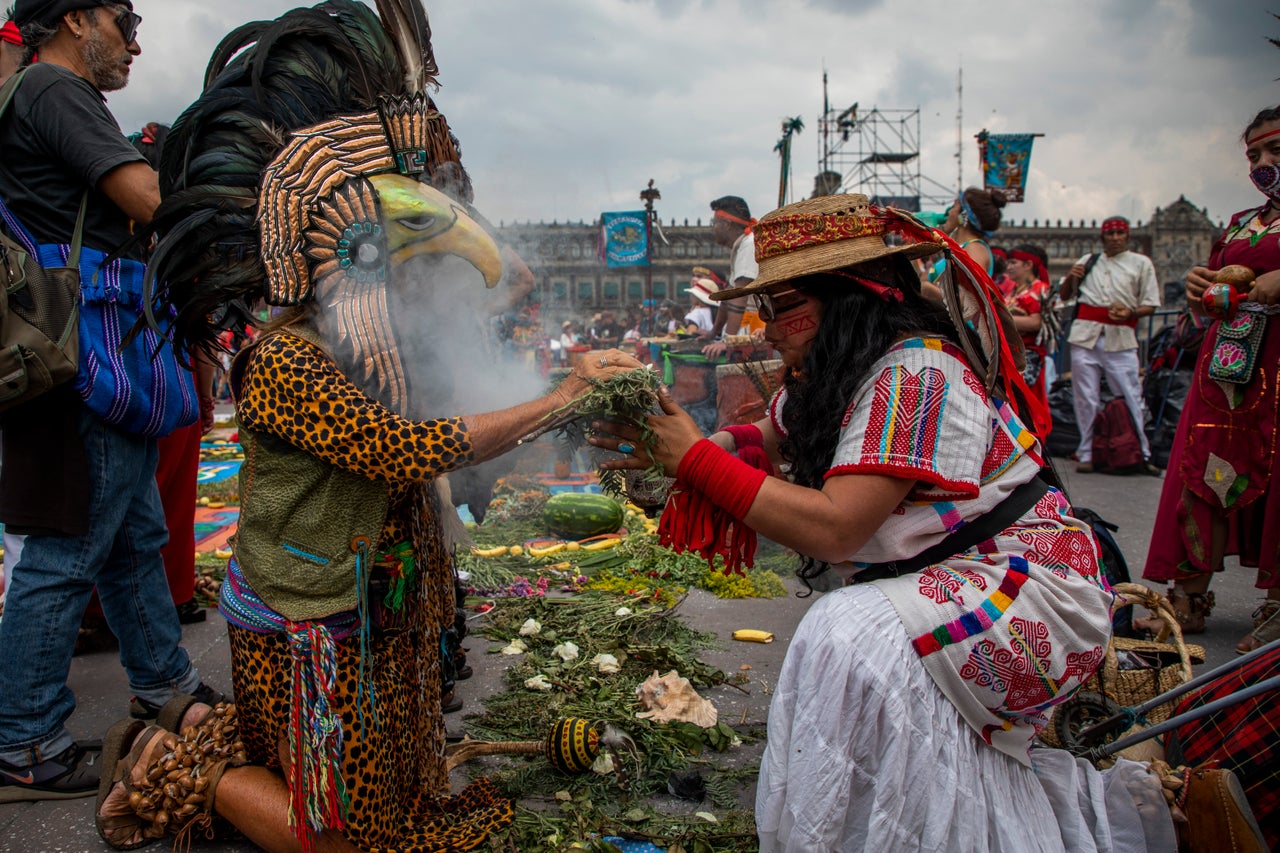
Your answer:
[1243,104,1280,139]
[962,187,1007,234]
[775,254,955,583]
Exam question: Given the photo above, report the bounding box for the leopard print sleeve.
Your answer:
[237,332,474,482]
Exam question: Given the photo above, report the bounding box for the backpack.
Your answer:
[1090,397,1144,473]
[0,67,85,414]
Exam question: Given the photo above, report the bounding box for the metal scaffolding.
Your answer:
[817,101,954,212]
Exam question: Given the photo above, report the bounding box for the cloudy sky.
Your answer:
[105,0,1276,232]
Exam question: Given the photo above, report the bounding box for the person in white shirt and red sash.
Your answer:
[1059,216,1162,474]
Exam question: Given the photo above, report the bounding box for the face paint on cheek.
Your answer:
[774,303,820,347]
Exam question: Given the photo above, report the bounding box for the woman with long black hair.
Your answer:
[594,194,1177,851]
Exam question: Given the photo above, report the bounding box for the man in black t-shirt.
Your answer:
[590,309,622,349]
[0,0,217,804]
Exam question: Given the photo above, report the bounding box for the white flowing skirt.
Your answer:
[756,584,1176,853]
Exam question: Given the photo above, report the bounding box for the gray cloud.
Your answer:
[104,0,1274,235]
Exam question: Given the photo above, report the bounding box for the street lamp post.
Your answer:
[640,179,661,305]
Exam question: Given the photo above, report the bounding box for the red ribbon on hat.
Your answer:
[691,265,725,288]
[1,20,22,45]
[831,269,904,302]
[878,207,1051,442]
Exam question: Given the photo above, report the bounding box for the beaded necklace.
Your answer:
[1225,204,1280,248]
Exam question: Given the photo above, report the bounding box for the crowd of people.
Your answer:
[0,0,1274,851]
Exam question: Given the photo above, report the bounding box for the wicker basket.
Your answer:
[1040,583,1204,749]
[1099,583,1206,722]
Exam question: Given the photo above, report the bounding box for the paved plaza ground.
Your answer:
[0,459,1266,852]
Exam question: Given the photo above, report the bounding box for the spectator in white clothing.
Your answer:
[682,273,719,336]
[1059,216,1162,474]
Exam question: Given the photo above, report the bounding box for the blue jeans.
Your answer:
[0,407,199,765]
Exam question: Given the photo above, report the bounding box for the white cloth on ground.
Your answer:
[756,583,1175,853]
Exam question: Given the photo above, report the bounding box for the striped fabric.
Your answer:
[910,556,1031,657]
[219,556,359,640]
[0,197,197,437]
[859,362,948,468]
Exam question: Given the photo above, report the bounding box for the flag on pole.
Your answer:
[977,132,1038,202]
[599,211,649,268]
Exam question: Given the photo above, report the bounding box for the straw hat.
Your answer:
[712,193,942,301]
[685,275,720,306]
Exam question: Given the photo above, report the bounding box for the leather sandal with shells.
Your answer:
[96,703,246,850]
[1236,598,1280,655]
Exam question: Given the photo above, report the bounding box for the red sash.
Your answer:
[1076,302,1138,328]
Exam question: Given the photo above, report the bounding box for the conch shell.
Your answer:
[635,670,717,728]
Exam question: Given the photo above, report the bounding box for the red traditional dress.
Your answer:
[1144,207,1280,589]
[1007,277,1052,415]
[756,337,1146,852]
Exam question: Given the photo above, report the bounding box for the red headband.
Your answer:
[1009,250,1047,282]
[691,265,725,287]
[1,21,21,46]
[714,209,757,233]
[991,247,1007,260]
[831,270,904,302]
[1246,126,1280,147]
[1101,217,1129,235]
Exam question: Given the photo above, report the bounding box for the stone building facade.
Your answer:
[494,196,1222,327]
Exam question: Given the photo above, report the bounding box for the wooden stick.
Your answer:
[444,737,543,773]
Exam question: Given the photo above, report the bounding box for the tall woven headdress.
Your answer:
[146,0,500,412]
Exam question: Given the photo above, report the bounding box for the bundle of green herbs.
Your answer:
[544,367,666,497]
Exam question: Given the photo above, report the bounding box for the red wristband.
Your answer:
[676,439,767,521]
[721,424,764,451]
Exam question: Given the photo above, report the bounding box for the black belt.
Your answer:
[851,475,1051,584]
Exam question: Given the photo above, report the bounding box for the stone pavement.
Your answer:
[0,461,1266,852]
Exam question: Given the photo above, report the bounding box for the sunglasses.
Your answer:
[111,7,142,44]
[758,289,810,322]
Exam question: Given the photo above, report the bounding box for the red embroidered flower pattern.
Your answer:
[917,565,989,604]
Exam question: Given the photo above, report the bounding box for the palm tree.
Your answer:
[774,116,805,207]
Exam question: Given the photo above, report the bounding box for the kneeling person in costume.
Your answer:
[591,194,1185,852]
[94,2,642,851]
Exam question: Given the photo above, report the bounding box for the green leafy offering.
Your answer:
[548,368,666,497]
[467,592,763,851]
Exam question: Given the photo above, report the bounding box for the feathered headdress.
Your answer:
[880,208,1051,440]
[144,0,499,416]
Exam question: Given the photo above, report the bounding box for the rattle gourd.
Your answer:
[1201,265,1255,320]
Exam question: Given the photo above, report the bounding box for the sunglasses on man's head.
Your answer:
[758,289,810,322]
[112,7,142,44]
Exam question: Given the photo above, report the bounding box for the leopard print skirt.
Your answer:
[228,615,512,851]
